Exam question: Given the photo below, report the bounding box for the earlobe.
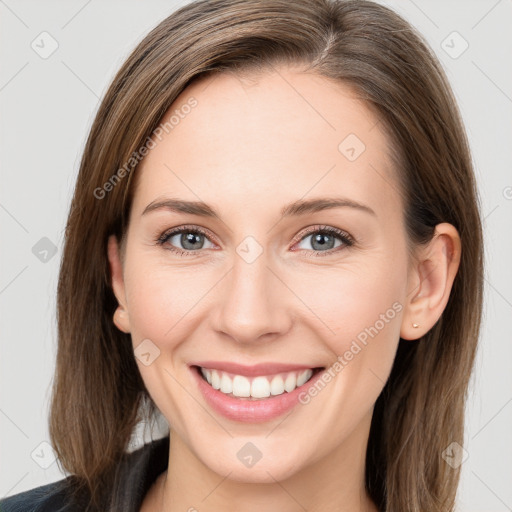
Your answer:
[107,234,131,333]
[113,306,131,334]
[400,223,461,340]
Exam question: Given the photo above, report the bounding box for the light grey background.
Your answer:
[1,1,511,510]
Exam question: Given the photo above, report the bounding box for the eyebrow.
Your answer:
[141,197,376,218]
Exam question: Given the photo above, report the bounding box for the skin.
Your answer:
[108,65,461,512]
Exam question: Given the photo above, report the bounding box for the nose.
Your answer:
[211,251,293,345]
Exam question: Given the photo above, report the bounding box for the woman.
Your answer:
[0,0,483,510]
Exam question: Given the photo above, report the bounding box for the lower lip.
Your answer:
[190,365,325,423]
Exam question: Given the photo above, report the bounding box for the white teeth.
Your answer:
[199,367,315,398]
[251,376,271,398]
[297,369,313,386]
[201,367,212,384]
[284,373,296,392]
[211,369,221,390]
[270,375,285,395]
[232,375,251,397]
[220,373,233,394]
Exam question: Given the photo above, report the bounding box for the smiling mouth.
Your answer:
[193,365,324,400]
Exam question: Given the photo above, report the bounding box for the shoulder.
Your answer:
[0,477,81,512]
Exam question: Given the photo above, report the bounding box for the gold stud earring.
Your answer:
[412,323,420,328]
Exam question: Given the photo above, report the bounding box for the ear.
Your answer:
[107,234,131,333]
[400,223,461,340]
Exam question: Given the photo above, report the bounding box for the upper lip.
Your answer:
[191,361,322,377]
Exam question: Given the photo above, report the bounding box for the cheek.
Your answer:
[293,257,405,348]
[287,262,405,442]
[122,258,210,429]
[290,253,407,417]
[123,257,208,345]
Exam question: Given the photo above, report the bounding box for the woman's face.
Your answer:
[110,66,415,482]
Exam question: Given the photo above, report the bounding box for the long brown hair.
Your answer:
[49,0,484,510]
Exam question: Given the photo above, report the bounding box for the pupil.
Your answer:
[182,232,203,250]
[312,233,334,251]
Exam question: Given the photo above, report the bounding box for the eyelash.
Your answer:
[155,224,355,257]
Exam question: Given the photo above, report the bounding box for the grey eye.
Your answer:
[297,232,344,251]
[167,231,215,251]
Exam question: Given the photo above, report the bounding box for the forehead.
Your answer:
[132,67,401,220]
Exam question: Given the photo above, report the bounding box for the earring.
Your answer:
[412,322,420,328]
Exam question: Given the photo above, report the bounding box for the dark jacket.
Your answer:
[0,435,169,512]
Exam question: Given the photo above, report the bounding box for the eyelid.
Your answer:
[157,224,216,242]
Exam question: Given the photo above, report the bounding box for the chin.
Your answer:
[194,437,309,484]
